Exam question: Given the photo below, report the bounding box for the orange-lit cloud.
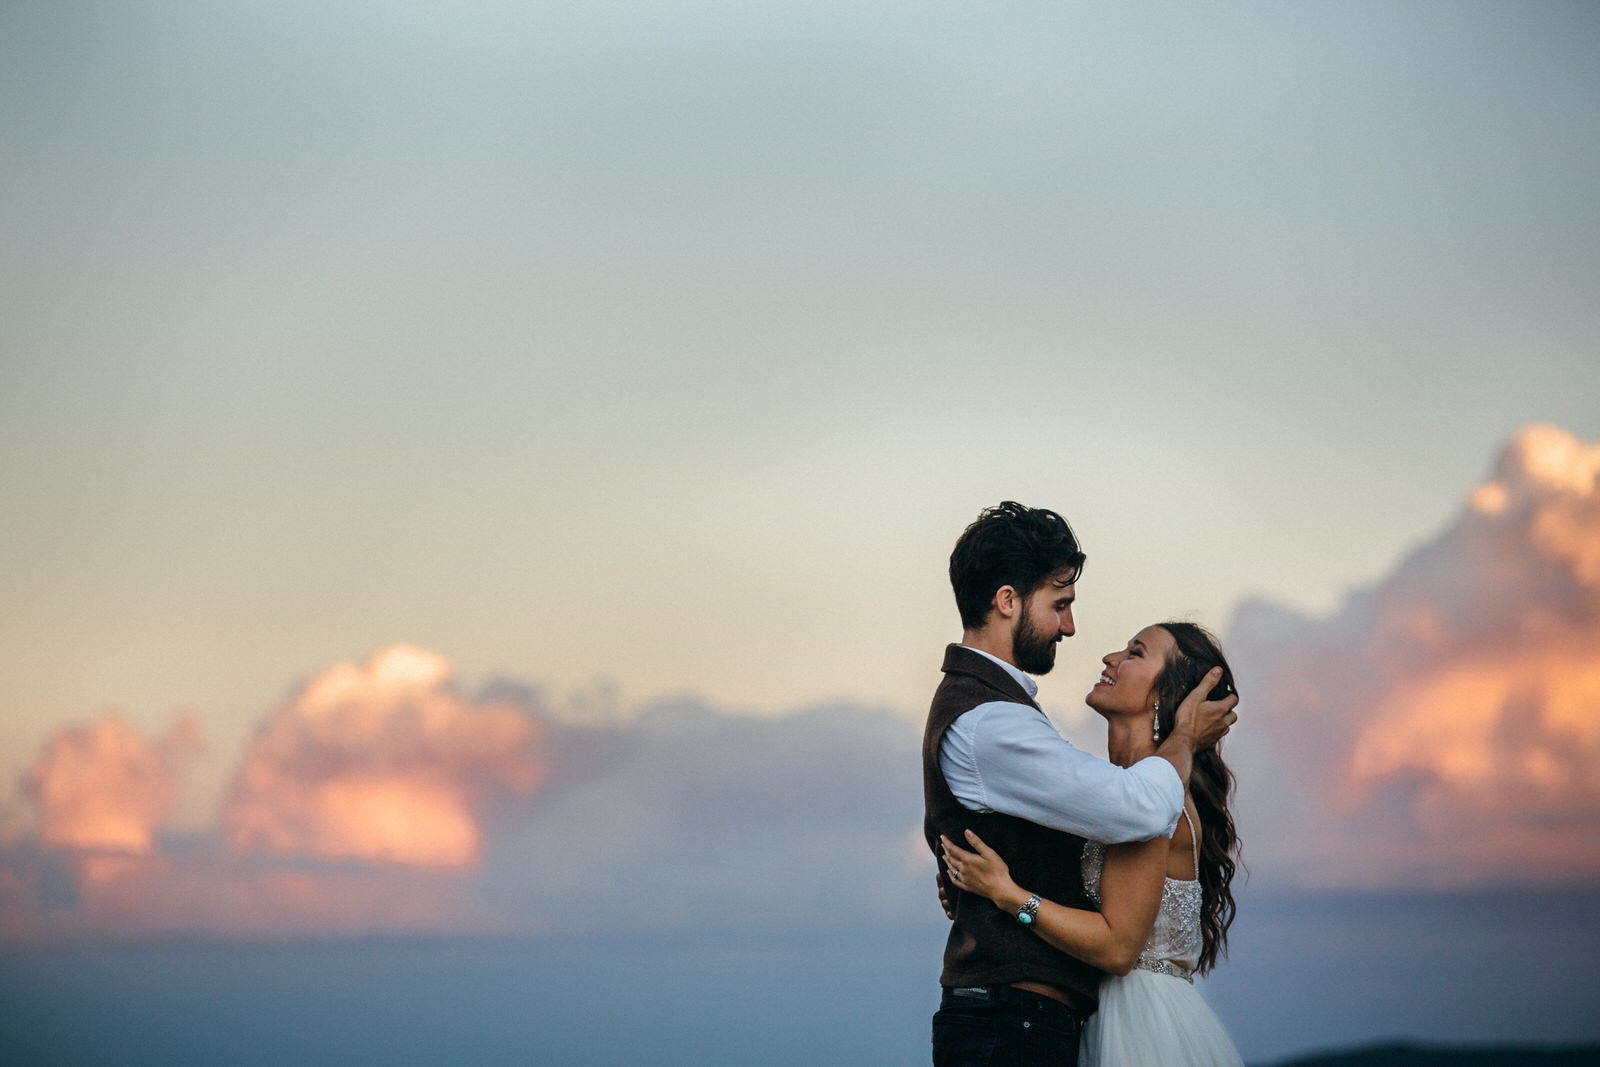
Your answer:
[1230,423,1600,888]
[223,645,545,867]
[1,680,927,944]
[20,713,201,853]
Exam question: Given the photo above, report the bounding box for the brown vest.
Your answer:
[922,644,1103,1005]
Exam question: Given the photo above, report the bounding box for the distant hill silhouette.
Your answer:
[1266,1042,1600,1067]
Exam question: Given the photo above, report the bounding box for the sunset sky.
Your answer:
[3,2,1599,1060]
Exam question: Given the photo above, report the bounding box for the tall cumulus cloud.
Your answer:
[1228,423,1600,887]
[223,645,546,868]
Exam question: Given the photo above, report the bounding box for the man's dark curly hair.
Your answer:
[948,502,1086,630]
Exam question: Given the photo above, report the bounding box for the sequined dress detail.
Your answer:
[1077,808,1243,1067]
[1081,809,1203,982]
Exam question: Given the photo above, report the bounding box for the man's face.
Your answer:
[1012,572,1077,675]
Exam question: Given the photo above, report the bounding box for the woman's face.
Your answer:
[1086,625,1174,717]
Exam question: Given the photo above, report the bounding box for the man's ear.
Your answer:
[992,585,1021,619]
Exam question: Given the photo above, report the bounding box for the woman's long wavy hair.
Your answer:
[1151,621,1241,976]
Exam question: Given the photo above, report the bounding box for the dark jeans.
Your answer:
[931,985,1085,1066]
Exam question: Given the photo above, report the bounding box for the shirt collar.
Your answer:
[962,645,1040,699]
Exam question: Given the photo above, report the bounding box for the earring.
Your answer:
[1152,699,1161,742]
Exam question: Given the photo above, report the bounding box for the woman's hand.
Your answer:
[940,830,1023,910]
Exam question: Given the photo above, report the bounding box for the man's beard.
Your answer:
[1013,611,1058,675]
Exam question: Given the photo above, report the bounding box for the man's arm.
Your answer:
[941,702,1184,843]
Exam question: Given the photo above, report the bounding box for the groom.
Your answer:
[923,502,1237,1066]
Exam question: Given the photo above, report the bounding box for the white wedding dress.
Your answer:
[1079,810,1244,1067]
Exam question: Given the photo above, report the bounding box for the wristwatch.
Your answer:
[1016,894,1041,927]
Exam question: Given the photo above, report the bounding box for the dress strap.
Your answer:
[1181,806,1199,880]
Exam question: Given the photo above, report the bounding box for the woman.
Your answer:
[941,621,1243,1066]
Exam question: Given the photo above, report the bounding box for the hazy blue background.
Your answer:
[5,887,1599,1064]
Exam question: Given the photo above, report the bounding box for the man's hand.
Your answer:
[1155,667,1239,786]
[936,872,956,920]
[1173,666,1237,751]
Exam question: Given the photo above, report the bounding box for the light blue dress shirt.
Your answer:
[939,646,1184,843]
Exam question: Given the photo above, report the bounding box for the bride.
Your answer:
[942,621,1244,1066]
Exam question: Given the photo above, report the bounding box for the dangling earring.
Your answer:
[1152,699,1161,742]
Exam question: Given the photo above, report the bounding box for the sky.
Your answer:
[2,1,1599,1059]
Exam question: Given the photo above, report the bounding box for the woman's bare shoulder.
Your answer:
[1165,795,1200,881]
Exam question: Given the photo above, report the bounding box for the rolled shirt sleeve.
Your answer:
[939,701,1184,843]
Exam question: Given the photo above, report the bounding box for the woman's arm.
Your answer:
[941,829,1168,976]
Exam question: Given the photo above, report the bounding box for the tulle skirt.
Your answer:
[1081,968,1244,1067]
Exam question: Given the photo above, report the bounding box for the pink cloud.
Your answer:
[20,713,201,853]
[1231,424,1600,888]
[1,675,934,943]
[222,645,545,867]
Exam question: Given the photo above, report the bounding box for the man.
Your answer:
[923,502,1238,1065]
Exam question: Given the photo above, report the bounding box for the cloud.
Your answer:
[223,645,546,868]
[1228,423,1600,888]
[20,713,201,854]
[2,669,927,942]
[476,698,926,933]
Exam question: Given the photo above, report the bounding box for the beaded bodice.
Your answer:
[1081,808,1203,983]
